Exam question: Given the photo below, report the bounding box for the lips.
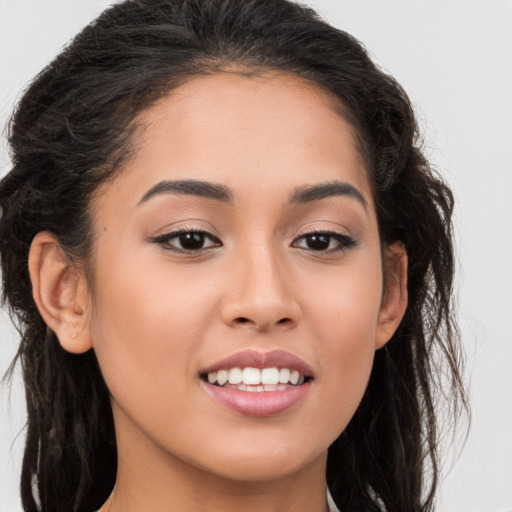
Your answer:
[199,350,313,417]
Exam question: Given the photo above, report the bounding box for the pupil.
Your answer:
[179,232,204,249]
[307,234,330,250]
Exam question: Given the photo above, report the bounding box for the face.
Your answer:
[85,73,401,483]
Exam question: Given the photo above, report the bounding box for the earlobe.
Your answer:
[28,231,93,354]
[375,242,408,350]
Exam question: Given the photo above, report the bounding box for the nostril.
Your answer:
[227,313,298,330]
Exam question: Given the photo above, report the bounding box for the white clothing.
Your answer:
[327,488,341,512]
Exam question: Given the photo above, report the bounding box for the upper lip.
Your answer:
[199,349,314,377]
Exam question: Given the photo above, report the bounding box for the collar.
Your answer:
[327,488,341,512]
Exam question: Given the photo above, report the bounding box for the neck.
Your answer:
[106,413,329,512]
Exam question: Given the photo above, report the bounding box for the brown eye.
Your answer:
[178,232,207,250]
[304,234,331,250]
[292,231,357,253]
[151,230,221,253]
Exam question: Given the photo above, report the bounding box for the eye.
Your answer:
[151,230,222,253]
[292,231,357,252]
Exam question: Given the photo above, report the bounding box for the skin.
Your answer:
[29,72,407,512]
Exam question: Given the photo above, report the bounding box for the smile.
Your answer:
[199,350,314,416]
[204,367,308,391]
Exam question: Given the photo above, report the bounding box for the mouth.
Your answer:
[199,350,314,416]
[200,366,312,392]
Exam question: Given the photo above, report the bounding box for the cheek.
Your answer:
[88,258,223,460]
[88,249,219,406]
[301,254,383,425]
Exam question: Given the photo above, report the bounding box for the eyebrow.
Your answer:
[289,181,368,210]
[138,179,233,205]
[138,178,367,211]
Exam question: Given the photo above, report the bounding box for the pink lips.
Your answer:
[199,350,313,417]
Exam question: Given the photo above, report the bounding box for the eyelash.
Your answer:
[291,229,357,253]
[150,228,357,254]
[150,228,222,254]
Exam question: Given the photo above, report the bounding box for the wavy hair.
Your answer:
[0,1,467,511]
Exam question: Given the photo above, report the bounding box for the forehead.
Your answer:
[97,72,372,210]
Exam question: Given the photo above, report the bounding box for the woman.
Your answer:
[0,0,467,511]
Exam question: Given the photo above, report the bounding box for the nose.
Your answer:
[220,246,301,332]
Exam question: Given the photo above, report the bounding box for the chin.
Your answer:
[205,459,316,483]
[191,440,326,483]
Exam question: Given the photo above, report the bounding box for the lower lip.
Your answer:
[201,381,311,417]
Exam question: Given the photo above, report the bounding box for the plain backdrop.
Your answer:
[1,1,511,511]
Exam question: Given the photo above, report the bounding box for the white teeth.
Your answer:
[242,367,261,385]
[228,368,242,385]
[278,368,291,384]
[290,370,300,385]
[222,383,291,392]
[205,366,308,389]
[217,369,228,386]
[261,367,279,385]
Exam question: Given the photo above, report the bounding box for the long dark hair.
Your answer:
[0,1,467,511]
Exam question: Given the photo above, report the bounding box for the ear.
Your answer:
[375,242,408,350]
[28,231,93,354]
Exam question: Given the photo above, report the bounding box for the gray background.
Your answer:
[1,1,511,511]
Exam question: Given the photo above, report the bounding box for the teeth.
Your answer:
[261,367,279,385]
[217,369,228,386]
[242,367,261,385]
[205,367,308,389]
[278,368,290,384]
[228,368,242,385]
[229,384,290,392]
